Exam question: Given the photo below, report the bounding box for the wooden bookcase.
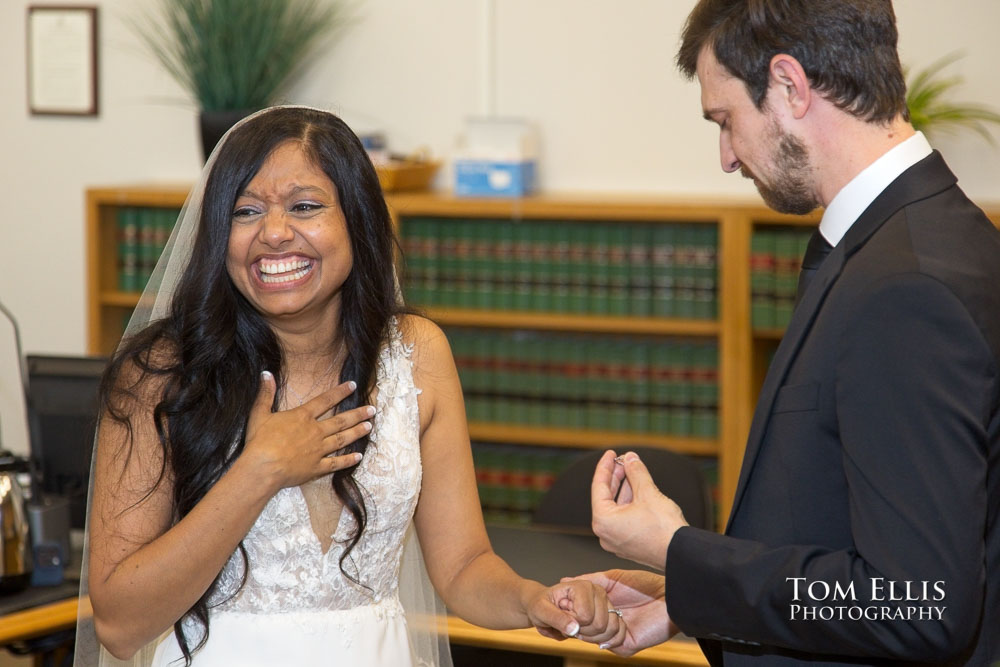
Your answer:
[85,186,1000,528]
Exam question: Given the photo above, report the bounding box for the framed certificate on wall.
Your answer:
[27,6,99,116]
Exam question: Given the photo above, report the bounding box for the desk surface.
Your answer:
[0,523,707,665]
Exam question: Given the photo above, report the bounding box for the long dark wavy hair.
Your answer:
[99,107,404,664]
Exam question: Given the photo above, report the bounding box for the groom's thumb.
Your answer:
[622,452,654,494]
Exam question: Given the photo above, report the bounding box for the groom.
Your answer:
[578,1,1000,665]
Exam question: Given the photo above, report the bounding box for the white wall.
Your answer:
[1,0,999,452]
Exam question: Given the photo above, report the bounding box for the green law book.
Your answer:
[137,208,158,290]
[438,219,461,307]
[673,226,698,319]
[512,223,533,311]
[667,343,693,436]
[651,226,676,317]
[508,449,536,520]
[546,337,572,427]
[750,229,777,328]
[406,217,432,305]
[588,224,611,315]
[530,224,553,312]
[473,222,495,309]
[567,223,590,313]
[628,225,653,317]
[692,226,718,319]
[649,345,672,433]
[422,218,441,306]
[117,207,140,293]
[524,336,547,425]
[627,341,651,433]
[494,221,515,310]
[404,217,435,305]
[455,219,476,309]
[550,223,572,313]
[152,208,176,273]
[566,339,588,428]
[691,343,719,438]
[607,225,630,316]
[774,231,800,302]
[399,217,420,296]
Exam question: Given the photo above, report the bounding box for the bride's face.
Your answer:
[225,140,354,326]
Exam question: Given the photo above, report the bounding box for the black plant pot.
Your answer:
[199,109,254,162]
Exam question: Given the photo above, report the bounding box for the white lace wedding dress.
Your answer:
[150,326,429,666]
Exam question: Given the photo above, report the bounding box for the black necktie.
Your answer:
[796,230,834,305]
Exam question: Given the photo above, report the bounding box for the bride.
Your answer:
[77,107,625,666]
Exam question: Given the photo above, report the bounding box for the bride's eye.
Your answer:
[232,205,261,221]
[291,202,323,213]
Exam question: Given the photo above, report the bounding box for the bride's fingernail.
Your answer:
[566,621,579,637]
[354,453,363,463]
[363,422,372,432]
[261,370,273,380]
[348,380,357,391]
[599,643,610,650]
[366,405,376,416]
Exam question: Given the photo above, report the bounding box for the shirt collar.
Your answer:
[819,132,933,246]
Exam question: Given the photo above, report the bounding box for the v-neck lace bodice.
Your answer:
[209,324,422,614]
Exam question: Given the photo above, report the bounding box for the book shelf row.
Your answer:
[116,206,181,292]
[472,441,719,527]
[400,216,719,319]
[750,227,813,330]
[449,327,719,438]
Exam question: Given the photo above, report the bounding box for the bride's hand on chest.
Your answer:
[242,372,373,492]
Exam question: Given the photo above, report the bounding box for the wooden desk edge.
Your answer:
[0,597,709,667]
[0,598,79,644]
[446,616,708,666]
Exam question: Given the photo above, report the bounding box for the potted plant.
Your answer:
[132,0,345,160]
[906,52,1000,144]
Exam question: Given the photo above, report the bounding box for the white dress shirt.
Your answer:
[819,132,933,247]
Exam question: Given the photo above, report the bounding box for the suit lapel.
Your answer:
[724,151,958,532]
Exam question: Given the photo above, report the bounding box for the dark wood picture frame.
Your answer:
[27,6,99,116]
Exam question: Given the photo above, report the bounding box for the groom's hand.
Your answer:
[567,569,679,657]
[591,450,687,569]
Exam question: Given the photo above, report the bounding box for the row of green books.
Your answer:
[750,227,812,329]
[449,328,719,438]
[401,217,719,319]
[117,206,180,293]
[473,443,582,524]
[473,442,719,527]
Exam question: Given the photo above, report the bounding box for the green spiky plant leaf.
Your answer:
[906,52,1000,145]
[131,0,345,112]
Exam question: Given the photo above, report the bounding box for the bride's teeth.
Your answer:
[258,259,312,283]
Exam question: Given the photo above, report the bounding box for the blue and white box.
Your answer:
[454,118,538,197]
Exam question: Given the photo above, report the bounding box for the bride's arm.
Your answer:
[88,365,368,659]
[407,317,625,647]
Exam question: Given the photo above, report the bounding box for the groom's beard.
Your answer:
[742,122,817,216]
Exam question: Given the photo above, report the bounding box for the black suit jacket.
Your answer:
[666,152,1000,665]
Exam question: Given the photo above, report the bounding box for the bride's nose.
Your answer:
[258,210,295,247]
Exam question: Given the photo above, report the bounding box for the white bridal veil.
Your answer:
[72,106,452,667]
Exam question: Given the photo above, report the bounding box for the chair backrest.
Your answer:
[532,447,714,531]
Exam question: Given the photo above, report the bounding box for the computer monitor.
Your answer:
[26,355,107,530]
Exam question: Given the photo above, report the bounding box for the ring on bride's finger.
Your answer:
[608,608,623,618]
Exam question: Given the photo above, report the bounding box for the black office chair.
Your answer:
[532,446,715,531]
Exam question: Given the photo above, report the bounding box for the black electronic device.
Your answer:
[26,354,107,530]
